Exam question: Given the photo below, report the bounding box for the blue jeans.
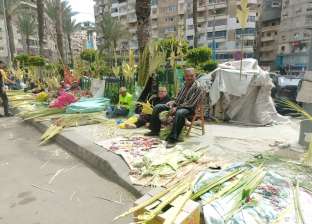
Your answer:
[106,106,129,118]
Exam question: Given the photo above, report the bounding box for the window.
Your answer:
[208,42,219,49]
[248,16,256,22]
[111,8,118,13]
[165,17,174,22]
[236,28,255,35]
[168,5,177,13]
[281,46,285,51]
[151,0,158,5]
[207,19,227,27]
[188,25,194,30]
[272,1,280,8]
[165,27,175,32]
[187,35,193,40]
[0,47,4,51]
[207,30,227,38]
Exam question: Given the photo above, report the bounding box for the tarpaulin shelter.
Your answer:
[199,59,287,125]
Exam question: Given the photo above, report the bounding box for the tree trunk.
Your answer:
[36,0,45,56]
[6,14,15,62]
[135,0,151,54]
[55,0,64,62]
[193,0,198,48]
[67,34,74,67]
[26,34,30,54]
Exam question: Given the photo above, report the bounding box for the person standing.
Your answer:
[145,68,203,148]
[0,61,12,117]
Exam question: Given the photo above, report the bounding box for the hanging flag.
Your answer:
[236,0,249,28]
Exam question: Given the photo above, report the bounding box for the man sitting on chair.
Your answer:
[145,68,203,148]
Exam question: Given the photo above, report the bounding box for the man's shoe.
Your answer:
[166,140,177,149]
[144,131,159,137]
[5,112,13,117]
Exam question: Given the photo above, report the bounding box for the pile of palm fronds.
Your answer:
[279,98,312,166]
[40,113,109,144]
[18,108,65,120]
[115,165,267,224]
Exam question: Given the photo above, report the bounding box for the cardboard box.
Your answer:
[134,188,200,224]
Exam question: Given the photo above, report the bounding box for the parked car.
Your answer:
[270,74,303,115]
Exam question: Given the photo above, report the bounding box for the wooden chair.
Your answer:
[186,100,205,136]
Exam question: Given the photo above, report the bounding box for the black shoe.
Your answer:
[144,131,159,137]
[166,140,177,149]
[0,114,4,118]
[5,112,13,117]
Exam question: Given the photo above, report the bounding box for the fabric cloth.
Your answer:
[175,80,203,112]
[119,92,133,110]
[49,92,77,109]
[199,59,288,125]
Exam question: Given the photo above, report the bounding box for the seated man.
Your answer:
[107,87,133,118]
[145,68,203,148]
[131,86,170,128]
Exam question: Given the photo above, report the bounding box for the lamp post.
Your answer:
[1,0,12,64]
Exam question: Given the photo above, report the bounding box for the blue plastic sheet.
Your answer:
[66,97,110,114]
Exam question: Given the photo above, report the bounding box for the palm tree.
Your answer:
[64,17,80,66]
[193,0,198,48]
[98,13,129,65]
[0,0,21,62]
[17,12,37,54]
[46,0,65,62]
[135,0,151,53]
[36,0,45,56]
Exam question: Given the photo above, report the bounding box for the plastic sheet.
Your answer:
[66,97,110,113]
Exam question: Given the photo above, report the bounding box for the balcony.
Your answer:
[197,17,206,23]
[207,2,227,10]
[128,16,137,23]
[261,25,280,33]
[260,45,275,52]
[260,56,276,62]
[261,36,275,42]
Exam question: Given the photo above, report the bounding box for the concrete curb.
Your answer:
[25,118,146,198]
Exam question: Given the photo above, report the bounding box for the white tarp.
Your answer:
[199,59,288,125]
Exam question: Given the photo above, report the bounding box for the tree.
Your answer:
[186,47,212,66]
[46,0,65,62]
[36,0,45,56]
[80,49,97,64]
[63,10,80,67]
[18,12,37,54]
[193,0,198,48]
[98,13,129,64]
[0,0,21,62]
[135,0,151,53]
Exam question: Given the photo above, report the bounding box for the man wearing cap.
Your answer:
[107,87,133,118]
[145,68,203,148]
[0,61,12,117]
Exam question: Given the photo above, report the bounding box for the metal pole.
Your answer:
[2,0,12,65]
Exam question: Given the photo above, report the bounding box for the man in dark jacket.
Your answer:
[145,68,203,148]
[0,61,12,117]
[134,86,170,128]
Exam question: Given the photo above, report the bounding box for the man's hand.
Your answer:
[170,107,177,115]
[166,101,175,108]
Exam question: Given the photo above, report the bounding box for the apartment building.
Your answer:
[0,0,59,63]
[258,0,281,70]
[94,0,259,61]
[277,0,312,75]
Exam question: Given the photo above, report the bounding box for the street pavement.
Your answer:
[0,117,134,224]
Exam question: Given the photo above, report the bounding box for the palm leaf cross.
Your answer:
[237,0,249,28]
